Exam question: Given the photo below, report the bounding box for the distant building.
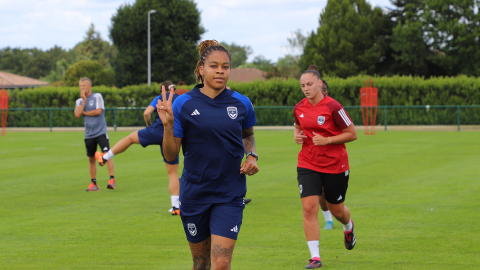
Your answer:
[229,68,267,82]
[0,71,49,90]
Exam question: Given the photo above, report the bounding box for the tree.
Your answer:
[388,0,480,77]
[238,55,274,72]
[64,60,112,86]
[423,0,480,76]
[110,0,204,87]
[221,42,253,68]
[78,24,116,68]
[301,0,388,78]
[274,54,302,78]
[285,29,307,57]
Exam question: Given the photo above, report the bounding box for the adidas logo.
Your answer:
[103,147,108,151]
[337,195,343,201]
[300,113,304,118]
[230,225,238,233]
[191,109,200,116]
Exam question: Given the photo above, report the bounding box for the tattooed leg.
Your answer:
[211,234,236,270]
[189,237,211,270]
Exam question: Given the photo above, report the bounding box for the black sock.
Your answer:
[91,178,97,185]
[110,175,115,179]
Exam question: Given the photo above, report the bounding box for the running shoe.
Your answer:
[107,179,116,189]
[305,257,322,269]
[244,198,252,204]
[94,151,106,166]
[324,221,334,230]
[86,182,99,192]
[344,220,356,250]
[171,206,180,216]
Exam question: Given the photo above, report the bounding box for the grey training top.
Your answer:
[75,93,108,139]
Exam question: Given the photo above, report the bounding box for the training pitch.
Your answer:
[0,130,479,269]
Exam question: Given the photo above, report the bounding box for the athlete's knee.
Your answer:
[213,257,231,270]
[302,205,318,218]
[330,207,345,220]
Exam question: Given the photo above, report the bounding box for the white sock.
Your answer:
[171,195,179,208]
[342,220,353,232]
[322,210,333,222]
[103,150,115,161]
[307,240,320,259]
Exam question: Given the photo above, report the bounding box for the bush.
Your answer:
[5,75,480,127]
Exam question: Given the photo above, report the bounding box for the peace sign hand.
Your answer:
[156,85,175,127]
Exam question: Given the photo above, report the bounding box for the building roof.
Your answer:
[229,68,267,82]
[0,70,49,89]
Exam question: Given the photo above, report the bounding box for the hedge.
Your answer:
[4,75,480,127]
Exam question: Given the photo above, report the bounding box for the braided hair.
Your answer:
[194,40,232,83]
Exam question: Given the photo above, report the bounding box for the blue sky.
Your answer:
[0,0,394,62]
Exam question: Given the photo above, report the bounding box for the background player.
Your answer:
[96,81,181,215]
[157,40,259,270]
[294,67,357,268]
[74,77,115,191]
[306,65,334,230]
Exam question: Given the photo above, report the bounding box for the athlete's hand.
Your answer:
[240,156,259,176]
[80,89,86,100]
[294,130,307,144]
[312,132,330,146]
[157,85,175,127]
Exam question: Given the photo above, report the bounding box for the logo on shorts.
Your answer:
[317,116,325,125]
[89,100,94,106]
[231,225,238,233]
[227,107,238,119]
[299,184,303,194]
[103,147,108,151]
[337,195,343,201]
[188,223,197,236]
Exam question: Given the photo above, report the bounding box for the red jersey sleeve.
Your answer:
[326,100,352,130]
[293,103,301,126]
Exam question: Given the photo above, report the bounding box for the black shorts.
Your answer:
[297,167,349,204]
[84,134,110,157]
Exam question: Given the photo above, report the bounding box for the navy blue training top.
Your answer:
[172,84,257,204]
[148,93,179,136]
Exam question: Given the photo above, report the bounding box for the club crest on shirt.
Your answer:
[227,106,238,119]
[317,116,325,125]
[89,100,94,106]
[188,223,197,236]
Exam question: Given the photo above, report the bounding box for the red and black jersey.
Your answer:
[294,96,353,174]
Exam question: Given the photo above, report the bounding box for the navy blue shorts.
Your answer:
[138,128,179,165]
[179,197,246,243]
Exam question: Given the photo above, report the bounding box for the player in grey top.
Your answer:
[74,77,116,191]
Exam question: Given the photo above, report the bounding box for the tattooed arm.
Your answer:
[240,127,259,176]
[242,127,256,154]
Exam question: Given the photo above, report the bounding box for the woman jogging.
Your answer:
[307,65,334,230]
[95,81,181,215]
[157,40,259,270]
[294,66,357,269]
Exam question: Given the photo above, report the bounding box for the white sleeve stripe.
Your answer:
[339,109,352,126]
[95,94,105,110]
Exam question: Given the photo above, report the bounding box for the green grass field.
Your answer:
[1,130,479,269]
